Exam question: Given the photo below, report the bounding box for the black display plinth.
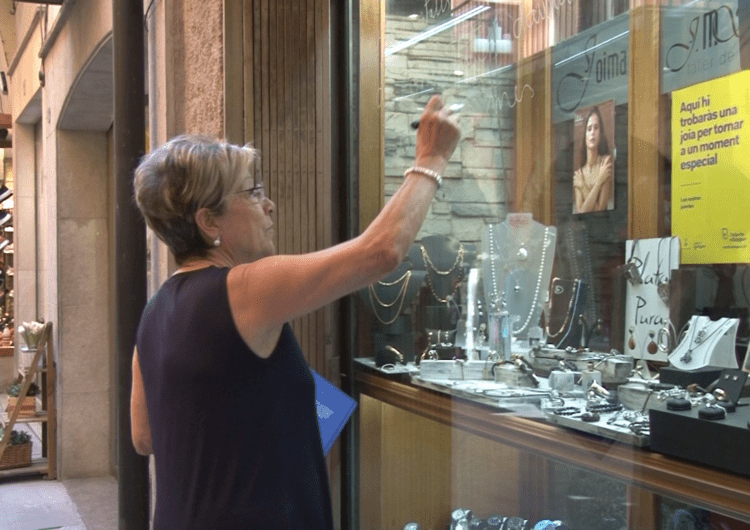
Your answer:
[649,401,750,478]
[659,366,724,389]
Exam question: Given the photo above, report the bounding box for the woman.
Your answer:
[130,95,460,529]
[573,105,613,213]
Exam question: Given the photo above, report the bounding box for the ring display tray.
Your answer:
[413,371,650,447]
[410,377,533,413]
[411,376,571,416]
[418,359,490,380]
[544,399,651,448]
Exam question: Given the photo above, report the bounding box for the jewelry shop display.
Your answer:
[622,239,642,285]
[482,218,556,338]
[546,279,578,339]
[655,236,677,305]
[368,270,413,326]
[383,345,405,364]
[420,242,465,304]
[562,222,599,337]
[682,318,729,364]
[628,326,637,351]
[545,278,587,349]
[510,227,550,336]
[624,237,680,363]
[668,315,740,370]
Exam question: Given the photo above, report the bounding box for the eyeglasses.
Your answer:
[235,184,266,203]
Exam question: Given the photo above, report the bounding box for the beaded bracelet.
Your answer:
[404,166,443,189]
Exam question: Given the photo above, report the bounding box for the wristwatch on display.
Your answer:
[485,515,506,528]
[450,508,473,530]
[533,521,569,530]
[504,516,529,530]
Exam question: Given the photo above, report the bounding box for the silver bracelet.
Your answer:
[404,166,442,189]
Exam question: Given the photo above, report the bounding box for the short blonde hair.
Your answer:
[134,134,259,264]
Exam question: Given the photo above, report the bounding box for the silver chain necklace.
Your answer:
[680,317,727,364]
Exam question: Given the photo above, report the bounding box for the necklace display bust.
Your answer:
[359,244,427,366]
[668,315,740,370]
[481,214,557,339]
[413,235,476,360]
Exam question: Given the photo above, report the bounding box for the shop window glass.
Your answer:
[354,0,750,528]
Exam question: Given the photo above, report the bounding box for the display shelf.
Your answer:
[0,459,48,480]
[17,366,47,377]
[354,367,750,525]
[0,322,56,480]
[1,412,48,426]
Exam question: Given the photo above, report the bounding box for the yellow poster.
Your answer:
[672,69,750,264]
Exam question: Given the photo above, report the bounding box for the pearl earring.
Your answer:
[214,235,221,247]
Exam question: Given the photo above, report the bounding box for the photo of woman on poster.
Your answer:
[573,102,615,214]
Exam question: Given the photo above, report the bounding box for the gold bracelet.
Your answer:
[404,166,442,189]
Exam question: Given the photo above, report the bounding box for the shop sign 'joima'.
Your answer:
[552,13,629,124]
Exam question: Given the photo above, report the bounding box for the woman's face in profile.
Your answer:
[585,112,601,152]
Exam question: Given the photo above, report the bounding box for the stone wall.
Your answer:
[384,16,516,245]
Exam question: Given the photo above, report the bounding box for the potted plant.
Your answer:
[6,380,39,418]
[0,427,32,470]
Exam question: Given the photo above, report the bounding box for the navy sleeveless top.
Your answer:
[136,266,334,530]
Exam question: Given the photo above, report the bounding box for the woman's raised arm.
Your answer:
[229,95,460,328]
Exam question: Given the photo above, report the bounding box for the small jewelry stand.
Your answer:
[413,235,476,360]
[359,244,426,366]
[668,315,740,370]
[545,278,589,349]
[481,214,557,342]
[462,267,484,359]
[561,221,599,342]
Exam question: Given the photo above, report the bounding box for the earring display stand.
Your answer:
[623,237,680,363]
[481,214,557,340]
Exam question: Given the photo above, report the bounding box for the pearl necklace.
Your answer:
[514,228,551,335]
[487,225,551,336]
[488,227,503,310]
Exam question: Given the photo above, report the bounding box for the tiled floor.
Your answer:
[0,387,126,530]
[0,475,118,530]
[61,477,118,530]
[0,478,86,530]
